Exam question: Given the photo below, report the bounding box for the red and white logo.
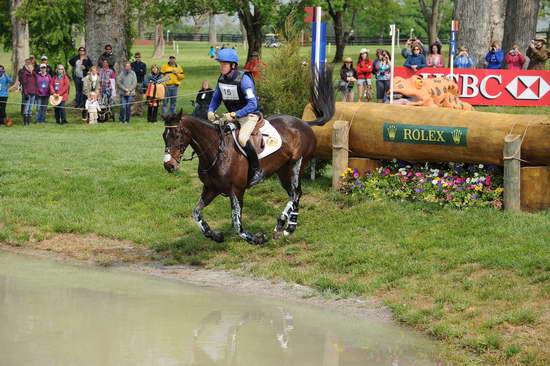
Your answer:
[505,76,550,100]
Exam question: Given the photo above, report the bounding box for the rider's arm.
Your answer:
[208,85,222,112]
[234,75,257,118]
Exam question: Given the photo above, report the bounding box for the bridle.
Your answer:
[164,121,226,173]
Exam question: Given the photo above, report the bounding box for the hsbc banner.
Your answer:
[394,67,550,107]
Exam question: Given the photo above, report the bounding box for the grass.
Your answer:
[1,42,550,365]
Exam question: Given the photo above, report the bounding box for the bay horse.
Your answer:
[162,67,334,245]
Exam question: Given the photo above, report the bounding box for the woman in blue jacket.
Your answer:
[404,46,427,72]
[485,41,504,69]
[0,65,14,125]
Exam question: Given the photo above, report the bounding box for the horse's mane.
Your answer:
[163,112,218,130]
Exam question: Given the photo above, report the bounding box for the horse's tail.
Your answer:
[306,65,335,127]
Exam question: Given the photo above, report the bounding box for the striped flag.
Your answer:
[451,20,460,32]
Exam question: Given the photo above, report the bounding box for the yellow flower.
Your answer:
[435,177,441,181]
[474,185,482,191]
[495,187,504,194]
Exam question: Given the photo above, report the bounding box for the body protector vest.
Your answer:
[217,70,262,114]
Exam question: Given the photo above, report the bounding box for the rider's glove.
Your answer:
[223,112,236,121]
[207,111,216,121]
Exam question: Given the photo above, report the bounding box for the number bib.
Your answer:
[219,83,239,101]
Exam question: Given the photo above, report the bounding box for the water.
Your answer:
[0,251,442,366]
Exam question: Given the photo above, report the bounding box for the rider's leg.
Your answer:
[237,114,264,186]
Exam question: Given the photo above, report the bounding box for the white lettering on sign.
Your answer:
[479,74,502,99]
[460,74,479,98]
[219,83,239,101]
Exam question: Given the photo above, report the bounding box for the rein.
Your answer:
[165,120,226,173]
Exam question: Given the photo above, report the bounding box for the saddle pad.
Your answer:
[257,120,282,159]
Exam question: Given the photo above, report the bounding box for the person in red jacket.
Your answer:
[49,65,71,124]
[356,48,373,102]
[243,51,267,79]
[504,44,526,70]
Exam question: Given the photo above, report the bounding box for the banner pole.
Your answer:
[315,6,322,71]
[390,24,396,104]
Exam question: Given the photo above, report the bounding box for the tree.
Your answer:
[418,0,443,45]
[85,0,130,68]
[10,0,29,82]
[234,0,278,62]
[208,13,217,44]
[502,0,540,57]
[453,0,506,68]
[322,0,361,63]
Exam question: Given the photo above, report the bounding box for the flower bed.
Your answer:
[339,160,504,209]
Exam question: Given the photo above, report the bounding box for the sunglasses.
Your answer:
[413,48,420,51]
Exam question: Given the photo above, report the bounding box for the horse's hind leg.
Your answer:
[273,157,303,239]
[230,190,267,245]
[193,187,223,242]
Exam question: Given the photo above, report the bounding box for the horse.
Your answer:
[162,67,335,245]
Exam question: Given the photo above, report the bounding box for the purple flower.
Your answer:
[366,170,372,175]
[415,188,425,193]
[472,194,478,200]
[360,185,365,189]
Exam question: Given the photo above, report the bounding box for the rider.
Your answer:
[207,48,265,186]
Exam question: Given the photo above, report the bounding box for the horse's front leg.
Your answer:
[193,187,223,242]
[230,191,267,245]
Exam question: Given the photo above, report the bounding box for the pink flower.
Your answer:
[407,172,413,177]
[415,172,423,177]
[485,176,491,185]
[383,169,391,175]
[446,195,453,201]
[353,172,359,178]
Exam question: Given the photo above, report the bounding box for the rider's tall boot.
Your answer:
[243,141,265,187]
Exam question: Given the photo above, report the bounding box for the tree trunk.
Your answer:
[85,0,128,71]
[453,0,506,68]
[238,6,263,62]
[137,16,145,39]
[419,0,442,46]
[10,0,29,83]
[240,20,247,46]
[332,11,345,63]
[192,15,207,41]
[502,0,540,66]
[152,23,164,59]
[208,13,216,45]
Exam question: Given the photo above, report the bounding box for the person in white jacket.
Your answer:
[85,91,101,124]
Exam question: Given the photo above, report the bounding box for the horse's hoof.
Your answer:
[206,230,224,243]
[273,231,284,240]
[250,233,268,245]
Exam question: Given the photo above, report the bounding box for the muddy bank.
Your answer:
[0,234,391,321]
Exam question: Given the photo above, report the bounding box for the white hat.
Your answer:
[41,55,48,60]
[360,48,369,54]
[39,63,47,68]
[49,94,62,106]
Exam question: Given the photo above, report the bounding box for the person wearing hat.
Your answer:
[527,38,549,70]
[49,65,70,124]
[244,51,267,79]
[35,64,52,123]
[356,48,373,102]
[35,56,54,76]
[69,47,93,109]
[160,56,184,115]
[0,65,14,125]
[207,48,265,187]
[340,57,357,102]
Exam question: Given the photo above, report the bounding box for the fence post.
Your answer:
[332,120,350,190]
[503,134,522,213]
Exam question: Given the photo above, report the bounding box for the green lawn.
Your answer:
[1,43,550,365]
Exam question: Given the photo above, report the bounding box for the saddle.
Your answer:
[226,119,282,159]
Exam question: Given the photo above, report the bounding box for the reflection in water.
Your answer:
[0,251,443,366]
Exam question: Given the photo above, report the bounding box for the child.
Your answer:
[85,91,101,124]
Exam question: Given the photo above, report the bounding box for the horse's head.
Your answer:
[162,110,189,173]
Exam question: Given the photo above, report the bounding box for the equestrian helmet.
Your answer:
[216,48,239,64]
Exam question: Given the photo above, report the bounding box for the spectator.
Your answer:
[209,46,216,59]
[69,47,93,109]
[401,38,428,58]
[35,64,52,124]
[35,56,54,76]
[454,47,475,69]
[19,58,33,116]
[99,59,116,99]
[504,44,526,70]
[193,80,213,120]
[356,48,373,102]
[244,51,267,79]
[526,38,550,70]
[427,43,445,68]
[340,57,357,102]
[160,56,184,115]
[82,66,101,123]
[85,92,101,125]
[374,51,391,103]
[49,65,70,125]
[0,65,14,125]
[404,45,427,71]
[143,64,166,123]
[98,44,116,70]
[116,61,137,124]
[21,62,37,126]
[485,41,504,69]
[131,52,147,117]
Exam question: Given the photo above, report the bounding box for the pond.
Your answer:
[0,250,442,365]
